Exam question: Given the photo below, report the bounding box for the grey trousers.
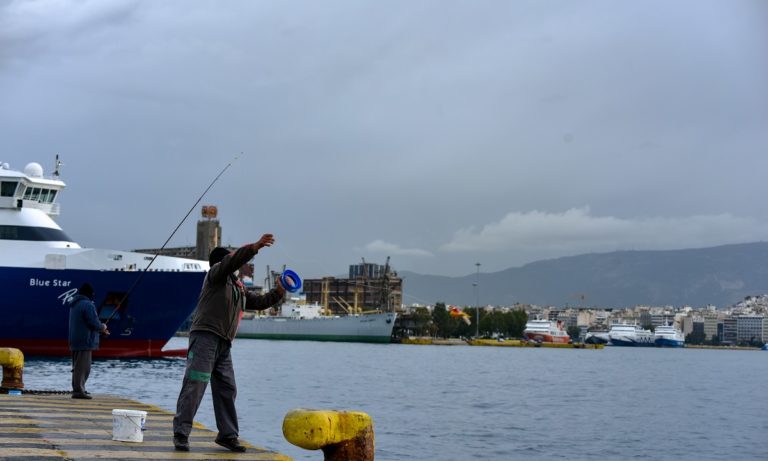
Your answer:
[173,331,239,439]
[71,350,92,394]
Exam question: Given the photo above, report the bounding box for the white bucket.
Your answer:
[112,409,147,442]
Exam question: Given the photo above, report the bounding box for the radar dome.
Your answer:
[24,162,44,178]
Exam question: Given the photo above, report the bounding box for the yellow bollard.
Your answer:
[282,409,374,461]
[0,348,24,390]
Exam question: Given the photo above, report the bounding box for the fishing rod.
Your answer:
[103,155,240,325]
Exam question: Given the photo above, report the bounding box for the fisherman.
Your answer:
[173,234,286,452]
[68,282,109,399]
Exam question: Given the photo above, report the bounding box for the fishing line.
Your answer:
[269,244,338,284]
[263,246,311,294]
[400,291,432,305]
[103,154,241,325]
[271,244,398,292]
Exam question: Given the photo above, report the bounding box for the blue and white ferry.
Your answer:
[0,159,207,357]
[654,324,685,348]
[608,323,655,347]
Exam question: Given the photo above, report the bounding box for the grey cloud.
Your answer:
[364,240,433,257]
[441,207,768,255]
[1,0,767,278]
[0,0,139,64]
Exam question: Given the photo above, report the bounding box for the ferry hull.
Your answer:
[654,338,685,348]
[0,267,205,358]
[236,312,397,344]
[609,337,656,347]
[523,319,570,344]
[523,333,570,344]
[0,338,187,358]
[584,332,610,345]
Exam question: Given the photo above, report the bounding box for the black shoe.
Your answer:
[173,434,190,451]
[215,437,246,452]
[71,392,92,399]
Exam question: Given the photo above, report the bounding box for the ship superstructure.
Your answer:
[0,159,208,357]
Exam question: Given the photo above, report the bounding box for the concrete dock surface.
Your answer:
[0,394,292,460]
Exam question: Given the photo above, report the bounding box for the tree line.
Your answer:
[408,302,529,338]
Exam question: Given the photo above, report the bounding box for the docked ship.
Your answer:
[584,330,610,345]
[0,159,208,357]
[654,324,685,348]
[608,323,655,347]
[523,319,570,344]
[236,300,397,343]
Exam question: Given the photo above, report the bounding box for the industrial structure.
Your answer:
[134,205,254,280]
[303,258,403,315]
[196,205,222,260]
[134,207,402,317]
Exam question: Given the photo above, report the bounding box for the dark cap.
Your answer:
[209,247,231,266]
[79,283,95,300]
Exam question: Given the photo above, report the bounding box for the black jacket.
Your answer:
[190,244,284,341]
[68,294,104,351]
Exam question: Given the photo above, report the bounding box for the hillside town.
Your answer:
[404,294,768,346]
[134,210,767,348]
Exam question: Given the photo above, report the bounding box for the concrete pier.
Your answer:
[468,339,604,348]
[0,393,291,460]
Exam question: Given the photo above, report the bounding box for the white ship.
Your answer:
[0,159,207,357]
[608,323,655,347]
[654,324,685,347]
[584,330,610,345]
[523,319,570,344]
[236,300,397,343]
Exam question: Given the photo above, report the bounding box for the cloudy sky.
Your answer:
[2,0,767,279]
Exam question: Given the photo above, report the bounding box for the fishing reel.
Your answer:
[279,269,302,293]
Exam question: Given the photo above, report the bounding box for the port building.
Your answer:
[303,261,402,314]
[133,205,255,280]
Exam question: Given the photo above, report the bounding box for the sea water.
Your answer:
[21,338,768,460]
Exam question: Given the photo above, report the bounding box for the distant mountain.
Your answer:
[399,242,768,308]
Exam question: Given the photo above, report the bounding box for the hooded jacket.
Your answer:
[68,294,104,351]
[190,244,284,341]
